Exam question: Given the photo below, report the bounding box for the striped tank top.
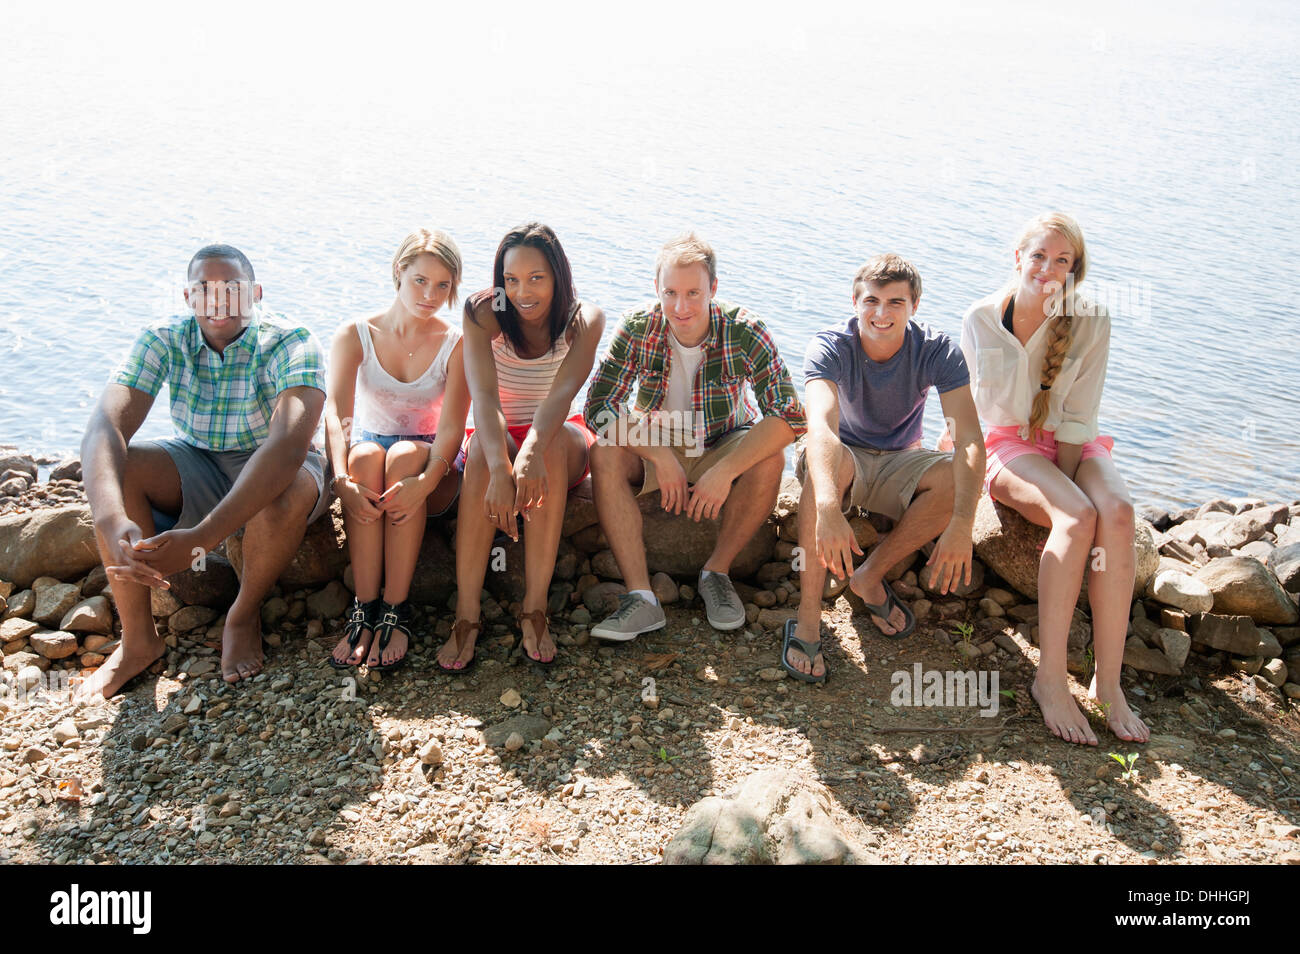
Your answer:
[491,330,573,429]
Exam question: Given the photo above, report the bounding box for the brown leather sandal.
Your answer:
[439,618,482,675]
[513,609,556,666]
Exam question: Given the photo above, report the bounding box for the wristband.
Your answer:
[430,454,451,478]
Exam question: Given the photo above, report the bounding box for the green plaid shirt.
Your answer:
[584,299,806,449]
[111,308,326,452]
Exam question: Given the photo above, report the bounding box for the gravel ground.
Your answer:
[3,595,1297,865]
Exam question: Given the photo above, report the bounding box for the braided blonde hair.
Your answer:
[1012,213,1089,439]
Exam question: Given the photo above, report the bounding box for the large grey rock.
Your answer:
[32,583,81,627]
[408,530,455,604]
[49,458,82,482]
[1,617,40,643]
[1199,511,1268,551]
[483,714,551,748]
[1187,614,1260,656]
[639,494,775,580]
[1146,569,1214,614]
[560,481,599,537]
[59,595,113,635]
[3,589,34,620]
[165,552,240,608]
[225,501,347,588]
[582,582,627,616]
[1154,628,1191,669]
[1240,502,1290,532]
[0,505,100,588]
[168,605,218,633]
[1195,557,1299,625]
[29,630,78,660]
[664,769,877,865]
[306,581,351,620]
[0,454,37,481]
[1123,637,1181,675]
[1268,542,1300,594]
[971,496,1156,601]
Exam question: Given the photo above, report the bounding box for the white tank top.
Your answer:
[491,330,573,429]
[352,317,461,436]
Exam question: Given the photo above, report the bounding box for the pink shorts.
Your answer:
[463,413,595,490]
[984,425,1114,498]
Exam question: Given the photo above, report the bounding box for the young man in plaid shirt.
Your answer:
[583,233,806,641]
[77,245,330,699]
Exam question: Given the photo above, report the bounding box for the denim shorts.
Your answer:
[352,430,437,451]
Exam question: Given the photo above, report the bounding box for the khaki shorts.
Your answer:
[639,426,751,497]
[795,440,950,521]
[144,438,332,532]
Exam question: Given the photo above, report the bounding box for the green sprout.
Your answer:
[1107,752,1139,781]
[999,689,1016,701]
[657,746,680,763]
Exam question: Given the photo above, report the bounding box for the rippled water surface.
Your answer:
[2,1,1297,509]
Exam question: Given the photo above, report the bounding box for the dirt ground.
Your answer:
[3,592,1297,865]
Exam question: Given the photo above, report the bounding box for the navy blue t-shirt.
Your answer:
[803,318,969,450]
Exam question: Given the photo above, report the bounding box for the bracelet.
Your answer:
[430,454,451,478]
[331,474,351,493]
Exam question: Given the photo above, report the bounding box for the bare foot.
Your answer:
[1031,676,1098,746]
[848,570,907,635]
[1089,678,1150,743]
[784,621,825,678]
[437,619,480,671]
[73,641,166,702]
[520,613,556,663]
[222,611,264,684]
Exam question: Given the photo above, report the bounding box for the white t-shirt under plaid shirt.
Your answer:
[111,308,326,452]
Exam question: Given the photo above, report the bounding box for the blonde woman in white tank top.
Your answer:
[324,230,471,671]
[436,223,606,673]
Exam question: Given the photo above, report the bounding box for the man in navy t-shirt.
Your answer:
[781,254,985,683]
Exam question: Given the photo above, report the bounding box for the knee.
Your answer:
[266,472,317,524]
[1096,494,1134,533]
[589,440,630,482]
[749,451,785,488]
[463,433,487,473]
[921,462,955,503]
[1059,498,1098,537]
[384,441,427,478]
[348,442,385,476]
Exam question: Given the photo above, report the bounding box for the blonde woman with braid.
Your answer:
[961,213,1147,746]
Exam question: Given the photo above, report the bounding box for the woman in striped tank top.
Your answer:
[437,223,605,672]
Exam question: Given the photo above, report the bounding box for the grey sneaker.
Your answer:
[590,593,666,642]
[698,571,745,631]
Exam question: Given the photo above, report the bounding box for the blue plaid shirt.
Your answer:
[111,308,326,452]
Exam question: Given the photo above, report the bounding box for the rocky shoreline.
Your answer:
[1,445,1298,864]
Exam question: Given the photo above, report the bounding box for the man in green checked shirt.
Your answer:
[76,245,330,700]
[583,233,806,641]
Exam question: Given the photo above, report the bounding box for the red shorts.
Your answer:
[984,425,1114,497]
[464,413,595,490]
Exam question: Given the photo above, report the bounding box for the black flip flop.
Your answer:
[330,597,380,669]
[369,601,414,671]
[781,618,827,684]
[859,581,916,640]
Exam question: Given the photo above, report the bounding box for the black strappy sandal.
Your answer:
[330,597,381,669]
[370,600,415,671]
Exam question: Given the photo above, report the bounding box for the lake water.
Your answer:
[2,1,1297,509]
